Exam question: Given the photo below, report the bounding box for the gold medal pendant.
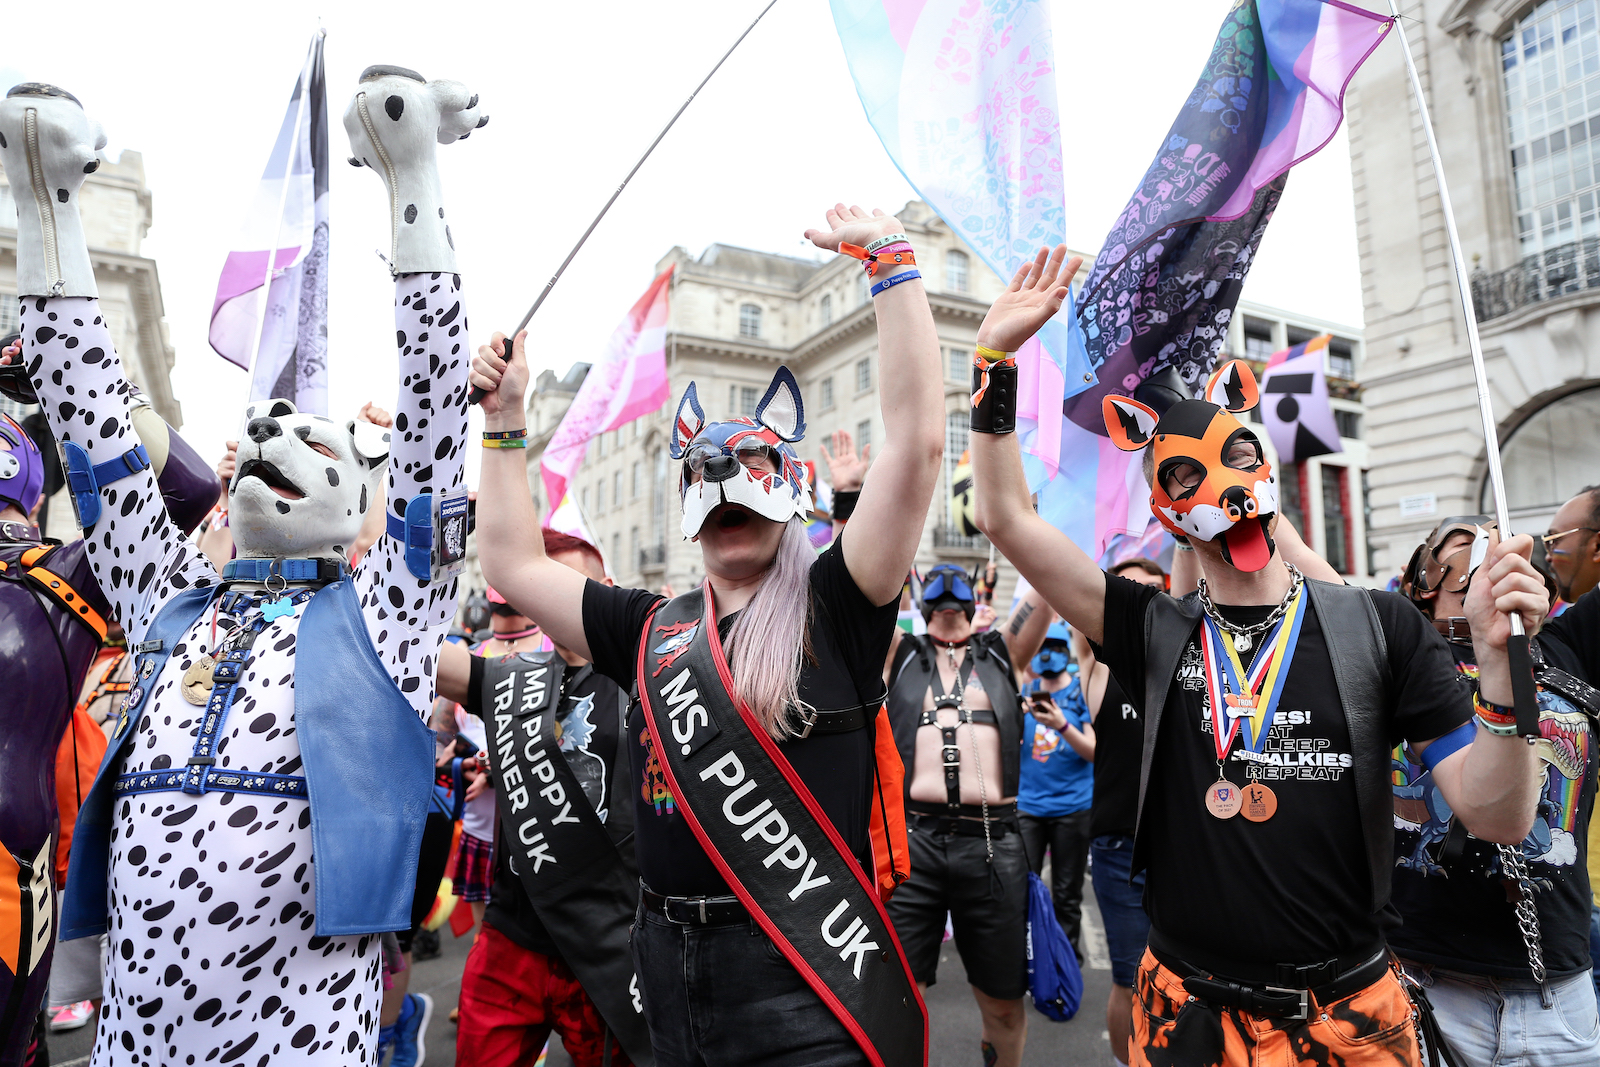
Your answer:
[1241,782,1278,823]
[181,655,216,706]
[1204,778,1242,819]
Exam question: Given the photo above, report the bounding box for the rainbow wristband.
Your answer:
[1472,689,1518,727]
[870,268,922,298]
[483,428,528,441]
[482,438,527,449]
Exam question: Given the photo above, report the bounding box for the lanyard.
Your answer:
[1200,585,1308,759]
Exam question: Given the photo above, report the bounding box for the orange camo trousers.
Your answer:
[1131,949,1422,1067]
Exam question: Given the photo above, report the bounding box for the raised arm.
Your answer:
[802,205,944,605]
[0,87,215,635]
[968,247,1109,643]
[1002,588,1054,678]
[470,331,593,659]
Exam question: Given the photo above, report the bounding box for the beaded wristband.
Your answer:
[482,437,528,449]
[1472,689,1518,727]
[975,344,1011,364]
[870,268,922,298]
[1475,713,1521,737]
[866,232,909,254]
[483,428,528,441]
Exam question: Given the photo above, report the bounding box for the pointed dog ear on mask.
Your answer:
[347,419,392,473]
[1102,395,1161,452]
[1204,359,1260,413]
[756,366,805,442]
[669,383,705,460]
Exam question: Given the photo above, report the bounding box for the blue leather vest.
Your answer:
[62,577,434,939]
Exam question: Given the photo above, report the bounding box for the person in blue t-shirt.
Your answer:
[1018,621,1096,958]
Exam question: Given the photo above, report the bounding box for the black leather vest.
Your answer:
[1133,579,1395,912]
[887,632,1022,799]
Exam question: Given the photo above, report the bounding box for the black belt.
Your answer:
[916,706,998,727]
[791,699,878,738]
[907,800,1017,838]
[1148,928,1390,1022]
[641,886,749,925]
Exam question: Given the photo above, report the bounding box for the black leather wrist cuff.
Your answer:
[970,358,1018,435]
[831,489,860,521]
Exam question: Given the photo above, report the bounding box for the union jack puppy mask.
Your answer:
[669,366,810,538]
[1102,360,1280,573]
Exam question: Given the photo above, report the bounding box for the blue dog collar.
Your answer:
[61,441,150,529]
[222,557,349,584]
[386,493,435,582]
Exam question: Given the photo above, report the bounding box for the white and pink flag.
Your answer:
[540,266,673,511]
[545,491,611,578]
[208,33,330,413]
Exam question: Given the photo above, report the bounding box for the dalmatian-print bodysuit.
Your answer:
[21,274,469,1067]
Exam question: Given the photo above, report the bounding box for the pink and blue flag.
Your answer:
[208,33,330,413]
[541,267,674,514]
[1041,0,1390,557]
[828,0,1093,482]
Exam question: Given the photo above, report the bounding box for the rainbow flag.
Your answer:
[829,0,1094,483]
[1037,0,1391,557]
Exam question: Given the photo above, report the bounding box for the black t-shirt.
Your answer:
[1093,574,1471,966]
[462,653,629,958]
[1388,638,1598,978]
[583,541,899,897]
[1090,669,1141,839]
[1542,585,1600,692]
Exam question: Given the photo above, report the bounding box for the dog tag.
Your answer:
[1241,782,1278,823]
[181,655,215,706]
[1204,778,1241,819]
[261,596,298,622]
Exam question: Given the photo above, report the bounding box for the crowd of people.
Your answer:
[2,66,1600,1067]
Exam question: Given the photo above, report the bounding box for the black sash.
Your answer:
[482,652,654,1066]
[635,587,927,1067]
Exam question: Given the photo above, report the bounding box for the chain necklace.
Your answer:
[1196,564,1304,652]
[942,641,994,863]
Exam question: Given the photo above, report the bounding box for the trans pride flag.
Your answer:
[208,33,330,413]
[1040,0,1391,556]
[829,0,1094,481]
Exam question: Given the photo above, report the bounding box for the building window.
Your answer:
[613,471,623,510]
[652,449,665,526]
[596,480,605,513]
[739,303,762,339]
[855,358,872,393]
[858,272,870,306]
[820,376,835,410]
[598,432,607,459]
[731,385,757,416]
[1334,409,1362,440]
[948,347,971,381]
[820,293,833,326]
[1503,1,1600,255]
[946,249,970,293]
[1322,466,1352,574]
[1483,384,1600,513]
[1327,336,1356,379]
[945,411,970,525]
[0,294,16,338]
[1279,462,1305,535]
[613,533,622,570]
[631,526,640,566]
[631,461,641,499]
[581,487,591,514]
[856,419,873,451]
[1243,317,1276,363]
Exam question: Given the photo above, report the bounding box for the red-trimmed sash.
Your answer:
[635,586,927,1067]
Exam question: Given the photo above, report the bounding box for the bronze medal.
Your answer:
[180,655,216,706]
[1241,782,1278,823]
[1204,778,1242,819]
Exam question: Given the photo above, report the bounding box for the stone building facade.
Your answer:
[517,200,1370,600]
[0,150,181,539]
[1347,0,1600,578]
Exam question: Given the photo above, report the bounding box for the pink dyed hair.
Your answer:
[707,516,816,740]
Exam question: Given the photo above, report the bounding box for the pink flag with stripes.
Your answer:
[540,267,673,512]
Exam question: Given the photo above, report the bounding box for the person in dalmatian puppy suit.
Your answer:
[0,68,483,1066]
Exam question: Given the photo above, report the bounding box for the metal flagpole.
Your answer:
[249,32,321,401]
[1387,0,1539,737]
[471,0,781,404]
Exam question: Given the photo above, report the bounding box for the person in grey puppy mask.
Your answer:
[0,66,482,1065]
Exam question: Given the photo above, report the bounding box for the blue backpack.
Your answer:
[1025,871,1083,1021]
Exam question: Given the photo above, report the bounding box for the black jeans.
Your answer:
[632,905,869,1067]
[1018,809,1092,957]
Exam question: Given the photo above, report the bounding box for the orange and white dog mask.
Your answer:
[1102,360,1280,572]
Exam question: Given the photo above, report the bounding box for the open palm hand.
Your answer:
[804,203,903,253]
[977,245,1083,354]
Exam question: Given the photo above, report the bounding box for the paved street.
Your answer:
[47,893,1115,1066]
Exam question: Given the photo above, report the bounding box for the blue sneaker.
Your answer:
[389,991,433,1067]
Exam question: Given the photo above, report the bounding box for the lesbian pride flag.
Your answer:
[829,0,1093,482]
[541,266,673,513]
[1040,0,1390,557]
[208,33,330,413]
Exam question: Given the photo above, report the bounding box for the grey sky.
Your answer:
[4,0,1373,474]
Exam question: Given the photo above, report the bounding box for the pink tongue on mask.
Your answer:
[1223,521,1271,572]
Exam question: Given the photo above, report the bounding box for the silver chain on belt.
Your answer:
[1496,842,1549,1000]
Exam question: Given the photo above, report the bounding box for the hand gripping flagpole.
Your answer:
[1388,0,1539,739]
[470,0,781,405]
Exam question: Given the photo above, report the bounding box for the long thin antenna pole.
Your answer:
[473,0,780,402]
[1388,0,1538,733]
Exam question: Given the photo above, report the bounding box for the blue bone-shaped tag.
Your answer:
[261,597,299,622]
